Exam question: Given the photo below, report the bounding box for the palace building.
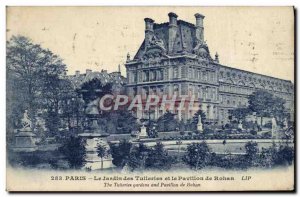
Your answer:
[125,12,294,125]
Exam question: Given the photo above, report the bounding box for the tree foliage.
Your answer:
[156,111,178,132]
[101,110,138,134]
[248,90,286,123]
[183,141,211,170]
[109,140,132,168]
[7,35,67,139]
[244,141,259,166]
[59,136,86,169]
[145,142,173,170]
[189,109,206,131]
[127,143,150,171]
[229,107,251,122]
[96,143,108,170]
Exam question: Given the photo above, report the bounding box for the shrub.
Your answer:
[244,141,259,166]
[145,142,174,170]
[274,145,294,166]
[183,142,211,170]
[250,129,257,135]
[262,132,272,139]
[110,140,132,168]
[59,136,86,169]
[203,127,214,134]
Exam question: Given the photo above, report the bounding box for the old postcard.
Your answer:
[6,6,295,192]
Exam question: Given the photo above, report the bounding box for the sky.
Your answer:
[6,6,294,82]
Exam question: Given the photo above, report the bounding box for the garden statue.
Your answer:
[197,114,203,132]
[238,120,243,130]
[21,110,32,131]
[283,118,288,130]
[13,110,37,152]
[140,123,148,138]
[271,117,277,138]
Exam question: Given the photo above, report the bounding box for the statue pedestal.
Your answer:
[238,123,243,130]
[13,130,37,152]
[78,133,113,170]
[197,123,203,132]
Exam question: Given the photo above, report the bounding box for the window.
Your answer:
[198,86,202,98]
[188,85,193,96]
[143,70,149,82]
[203,71,207,81]
[157,70,163,81]
[174,85,179,96]
[188,67,192,78]
[134,73,137,83]
[174,67,179,78]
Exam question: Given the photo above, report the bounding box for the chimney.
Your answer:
[144,18,154,47]
[86,69,92,75]
[215,52,219,63]
[194,13,205,42]
[168,12,178,54]
[126,52,130,62]
[75,70,80,77]
[168,12,178,27]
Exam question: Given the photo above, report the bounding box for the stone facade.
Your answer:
[125,12,294,124]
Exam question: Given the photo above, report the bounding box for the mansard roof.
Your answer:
[134,20,205,60]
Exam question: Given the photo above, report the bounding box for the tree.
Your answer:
[259,143,294,167]
[60,94,86,134]
[7,35,67,138]
[274,145,294,166]
[244,141,259,166]
[183,142,210,170]
[59,136,86,169]
[248,90,286,125]
[156,111,178,132]
[145,142,173,170]
[127,143,150,171]
[109,140,132,168]
[228,107,251,122]
[41,78,79,134]
[96,144,108,170]
[101,110,138,134]
[192,109,206,125]
[259,142,277,168]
